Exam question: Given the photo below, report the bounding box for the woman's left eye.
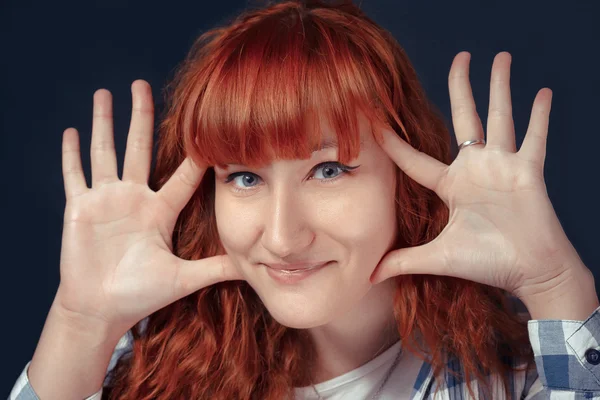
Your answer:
[311,162,350,180]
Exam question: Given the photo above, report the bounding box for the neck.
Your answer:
[307,278,399,384]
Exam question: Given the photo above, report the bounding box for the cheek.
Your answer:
[214,192,259,255]
[317,179,397,249]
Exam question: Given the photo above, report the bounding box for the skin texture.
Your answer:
[370,52,599,323]
[213,112,401,380]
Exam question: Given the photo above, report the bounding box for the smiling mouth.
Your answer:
[274,266,322,274]
[263,261,331,283]
[265,262,329,272]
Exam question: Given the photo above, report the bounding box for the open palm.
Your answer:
[371,52,584,300]
[56,80,241,337]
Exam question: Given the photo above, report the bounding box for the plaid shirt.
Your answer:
[10,295,600,399]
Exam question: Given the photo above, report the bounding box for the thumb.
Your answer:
[174,255,244,298]
[370,242,446,284]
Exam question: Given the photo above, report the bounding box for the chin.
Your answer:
[247,277,346,329]
[252,284,373,330]
[261,296,337,329]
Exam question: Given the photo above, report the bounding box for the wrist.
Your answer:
[519,265,600,321]
[28,296,123,400]
[51,290,125,346]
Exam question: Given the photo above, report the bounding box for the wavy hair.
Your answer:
[104,0,535,398]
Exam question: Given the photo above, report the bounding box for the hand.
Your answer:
[56,80,242,338]
[370,52,589,302]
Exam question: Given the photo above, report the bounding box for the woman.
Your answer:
[10,0,600,399]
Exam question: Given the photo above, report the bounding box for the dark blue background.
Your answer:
[2,0,599,396]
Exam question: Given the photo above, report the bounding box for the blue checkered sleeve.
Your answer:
[526,303,600,398]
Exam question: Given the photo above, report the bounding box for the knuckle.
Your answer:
[448,71,467,81]
[91,140,115,152]
[172,261,188,295]
[62,148,80,158]
[177,170,195,188]
[452,104,475,117]
[62,166,82,176]
[127,136,152,152]
[219,257,228,280]
[132,105,154,115]
[488,107,512,117]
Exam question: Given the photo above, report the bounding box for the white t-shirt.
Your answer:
[294,340,422,399]
[11,338,423,400]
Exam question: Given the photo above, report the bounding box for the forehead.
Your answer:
[309,110,375,151]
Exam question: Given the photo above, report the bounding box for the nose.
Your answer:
[260,187,314,259]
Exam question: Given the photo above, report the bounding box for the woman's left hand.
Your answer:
[370,51,594,309]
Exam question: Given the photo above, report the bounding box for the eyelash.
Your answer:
[224,161,360,193]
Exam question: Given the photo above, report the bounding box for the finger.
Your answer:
[174,255,243,298]
[448,51,485,149]
[62,128,88,198]
[380,128,447,194]
[486,52,516,152]
[519,88,553,169]
[122,80,154,184]
[157,157,207,214]
[370,241,446,285]
[91,89,119,187]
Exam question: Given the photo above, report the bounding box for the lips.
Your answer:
[264,262,328,271]
[263,261,331,284]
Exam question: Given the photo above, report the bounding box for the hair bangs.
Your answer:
[181,5,389,169]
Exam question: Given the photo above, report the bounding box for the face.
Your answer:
[213,113,398,329]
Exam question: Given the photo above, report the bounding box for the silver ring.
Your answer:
[458,138,486,151]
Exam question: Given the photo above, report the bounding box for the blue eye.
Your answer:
[224,162,359,191]
[225,173,261,188]
[312,162,350,180]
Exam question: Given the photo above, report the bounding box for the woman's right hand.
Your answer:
[55,79,241,338]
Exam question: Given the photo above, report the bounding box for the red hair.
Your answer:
[105,1,535,398]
